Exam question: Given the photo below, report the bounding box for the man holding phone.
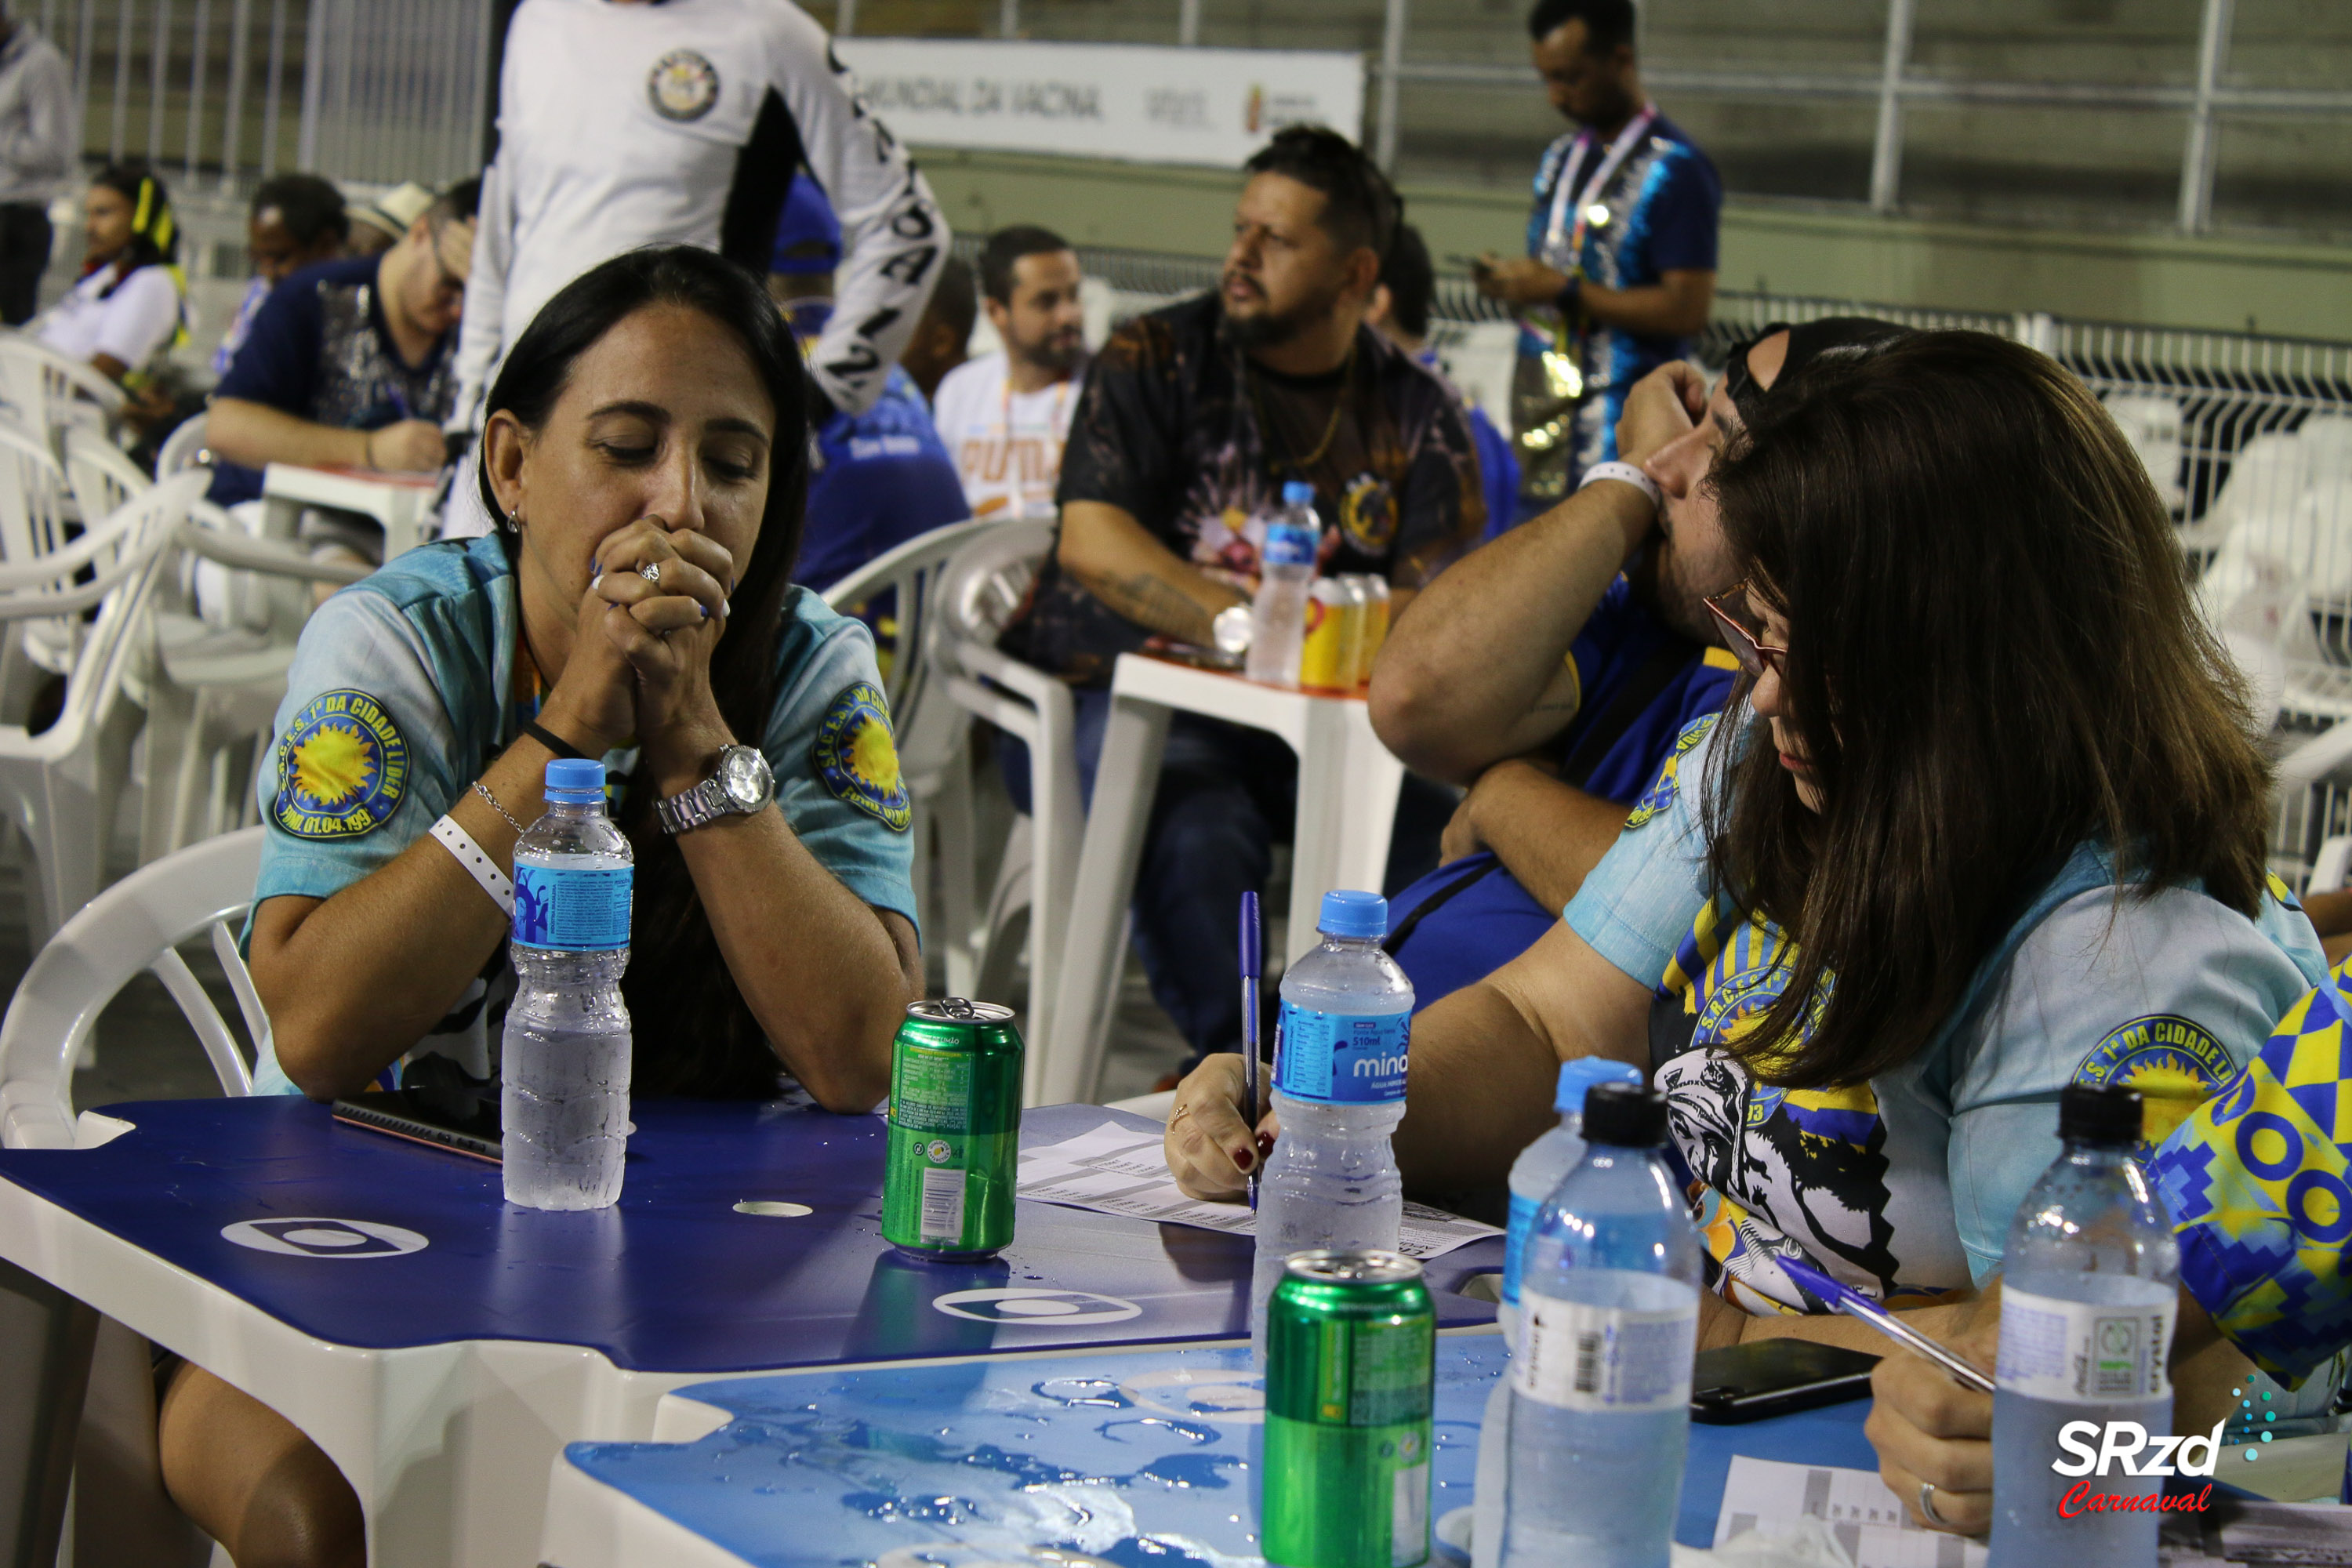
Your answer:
[1472,0,1719,521]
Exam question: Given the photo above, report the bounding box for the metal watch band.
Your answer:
[656,775,727,836]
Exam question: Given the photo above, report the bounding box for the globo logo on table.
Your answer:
[932,1287,1141,1324]
[220,1218,428,1258]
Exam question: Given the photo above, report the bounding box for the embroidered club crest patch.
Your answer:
[273,690,408,840]
[813,682,910,831]
[2074,1013,2237,1148]
[1624,712,1719,830]
[647,49,720,122]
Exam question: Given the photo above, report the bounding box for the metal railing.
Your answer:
[56,0,492,198]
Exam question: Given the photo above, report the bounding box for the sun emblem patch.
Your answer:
[647,49,720,122]
[272,690,408,840]
[2074,1014,2236,1148]
[813,682,911,832]
[1624,712,1719,830]
[1338,472,1396,554]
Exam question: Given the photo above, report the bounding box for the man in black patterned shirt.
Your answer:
[1004,126,1483,1075]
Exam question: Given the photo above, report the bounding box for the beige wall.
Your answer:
[919,149,2352,341]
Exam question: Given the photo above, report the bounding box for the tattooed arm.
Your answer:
[1057,500,1249,645]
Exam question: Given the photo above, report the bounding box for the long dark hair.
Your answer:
[1703,331,2270,1090]
[89,162,179,289]
[479,245,811,1096]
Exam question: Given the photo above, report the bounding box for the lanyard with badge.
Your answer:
[1534,103,1657,396]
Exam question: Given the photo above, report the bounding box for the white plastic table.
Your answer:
[1043,653,1406,1105]
[257,462,438,561]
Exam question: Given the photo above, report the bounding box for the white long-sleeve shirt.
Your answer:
[452,0,946,430]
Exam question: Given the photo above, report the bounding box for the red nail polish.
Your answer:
[1257,1131,1276,1156]
[1235,1147,1255,1171]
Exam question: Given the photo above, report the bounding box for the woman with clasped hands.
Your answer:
[160,246,920,1568]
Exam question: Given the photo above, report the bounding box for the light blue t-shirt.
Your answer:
[1566,712,2328,1310]
[248,533,916,1093]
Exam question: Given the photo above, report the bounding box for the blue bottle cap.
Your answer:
[1555,1057,1644,1114]
[544,757,606,803]
[1282,480,1316,506]
[1318,889,1387,938]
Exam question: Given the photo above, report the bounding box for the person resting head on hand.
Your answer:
[245,243,922,1115]
[1167,331,2328,1372]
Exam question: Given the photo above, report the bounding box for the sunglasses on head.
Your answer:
[1701,584,1789,678]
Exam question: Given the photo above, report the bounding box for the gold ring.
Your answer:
[1171,1102,1192,1123]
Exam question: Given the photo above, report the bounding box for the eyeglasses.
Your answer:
[1702,586,1789,679]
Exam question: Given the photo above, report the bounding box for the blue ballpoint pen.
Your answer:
[1240,891,1261,1211]
[1777,1254,1995,1393]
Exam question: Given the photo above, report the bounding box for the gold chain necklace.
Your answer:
[1247,336,1357,477]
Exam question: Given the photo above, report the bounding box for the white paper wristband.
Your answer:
[1578,459,1662,507]
[431,813,514,915]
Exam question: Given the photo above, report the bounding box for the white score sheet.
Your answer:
[1017,1120,1501,1261]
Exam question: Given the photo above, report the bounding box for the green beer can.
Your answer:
[881,998,1022,1260]
[1262,1250,1435,1568]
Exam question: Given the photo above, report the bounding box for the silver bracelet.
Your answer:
[472,779,526,835]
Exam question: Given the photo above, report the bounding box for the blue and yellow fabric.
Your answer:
[2152,955,2352,1388]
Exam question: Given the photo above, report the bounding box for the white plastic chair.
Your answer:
[155,412,209,478]
[0,826,264,1568]
[0,334,125,460]
[0,825,263,1150]
[0,473,203,944]
[927,521,1094,1100]
[62,424,153,528]
[0,416,77,721]
[822,519,992,959]
[138,505,367,861]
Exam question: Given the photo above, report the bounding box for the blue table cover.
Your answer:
[0,1098,1501,1372]
[561,1337,1881,1565]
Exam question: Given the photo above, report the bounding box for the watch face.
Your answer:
[718,746,771,809]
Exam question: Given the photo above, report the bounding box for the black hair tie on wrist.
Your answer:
[522,720,587,760]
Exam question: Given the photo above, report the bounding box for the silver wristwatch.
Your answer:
[656,745,775,835]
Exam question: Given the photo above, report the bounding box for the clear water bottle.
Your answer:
[1473,1057,1646,1568]
[1252,889,1414,1362]
[1992,1084,2178,1567]
[503,758,634,1210]
[1501,1083,1700,1568]
[1501,1057,1649,1339]
[1244,481,1320,687]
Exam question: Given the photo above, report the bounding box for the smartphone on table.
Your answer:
[1688,1338,1880,1425]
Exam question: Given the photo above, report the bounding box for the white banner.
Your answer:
[834,39,1364,169]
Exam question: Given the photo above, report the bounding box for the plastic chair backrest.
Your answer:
[62,426,153,530]
[931,519,1054,655]
[32,474,201,748]
[156,413,210,477]
[0,826,266,1149]
[822,520,989,697]
[0,414,68,566]
[0,336,126,456]
[822,518,996,781]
